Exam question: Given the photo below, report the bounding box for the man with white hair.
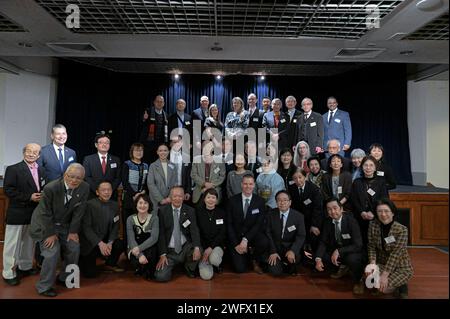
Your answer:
[285,95,302,150]
[297,97,324,156]
[320,139,352,172]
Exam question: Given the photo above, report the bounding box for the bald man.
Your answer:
[2,143,47,286]
[30,163,89,297]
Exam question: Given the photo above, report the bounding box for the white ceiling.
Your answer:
[0,0,448,76]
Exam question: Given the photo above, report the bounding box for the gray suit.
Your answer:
[30,178,89,293]
[190,159,226,204]
[147,159,178,211]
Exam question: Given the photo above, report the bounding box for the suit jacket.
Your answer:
[322,109,352,150]
[83,153,121,196]
[315,213,363,259]
[367,220,413,274]
[351,176,389,220]
[190,159,226,203]
[79,198,120,255]
[168,112,193,139]
[320,156,352,172]
[227,193,266,247]
[3,161,47,225]
[38,144,77,182]
[320,171,353,211]
[29,178,89,241]
[297,111,324,155]
[262,111,290,149]
[147,159,178,210]
[157,204,201,255]
[247,108,263,131]
[266,208,306,256]
[285,109,302,149]
[288,180,324,229]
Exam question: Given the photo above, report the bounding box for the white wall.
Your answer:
[408,79,449,188]
[0,71,57,176]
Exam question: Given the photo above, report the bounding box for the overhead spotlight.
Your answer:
[260,75,265,80]
[174,73,180,79]
[216,75,222,80]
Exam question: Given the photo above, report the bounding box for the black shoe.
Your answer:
[394,284,409,299]
[214,265,223,274]
[56,278,66,287]
[39,288,58,297]
[17,268,39,277]
[185,268,196,278]
[3,277,20,286]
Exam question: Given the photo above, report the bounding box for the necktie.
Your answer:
[243,198,250,218]
[334,220,342,245]
[304,113,308,122]
[101,156,107,175]
[58,148,64,173]
[173,208,182,254]
[64,188,73,207]
[328,111,334,124]
[274,113,280,128]
[298,187,303,199]
[280,213,286,237]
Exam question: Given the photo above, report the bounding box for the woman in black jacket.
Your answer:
[369,143,396,190]
[321,154,352,212]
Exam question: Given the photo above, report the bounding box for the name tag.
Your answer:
[150,117,155,121]
[334,118,341,123]
[288,180,295,185]
[280,118,286,123]
[113,215,119,223]
[253,118,259,122]
[68,156,74,162]
[377,171,385,176]
[185,121,191,125]
[216,219,224,225]
[303,198,312,205]
[367,188,376,196]
[310,122,317,127]
[287,225,296,232]
[384,235,396,244]
[144,170,148,174]
[182,219,191,228]
[338,186,342,194]
[342,233,351,239]
[184,163,189,167]
[227,160,234,165]
[214,167,220,174]
[168,163,175,169]
[251,209,260,215]
[256,168,263,173]
[41,179,45,187]
[110,163,117,168]
[293,119,297,123]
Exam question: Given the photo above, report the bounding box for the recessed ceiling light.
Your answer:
[260,75,265,80]
[216,75,222,80]
[174,74,180,79]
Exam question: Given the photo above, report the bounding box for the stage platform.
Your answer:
[0,245,447,299]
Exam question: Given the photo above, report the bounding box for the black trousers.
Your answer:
[230,232,269,273]
[79,239,124,278]
[322,250,365,283]
[267,246,300,277]
[129,245,158,279]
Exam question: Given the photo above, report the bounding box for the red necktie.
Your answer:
[101,156,106,175]
[274,113,280,128]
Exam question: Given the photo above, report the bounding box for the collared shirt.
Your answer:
[287,109,296,121]
[170,150,183,185]
[53,143,65,162]
[97,152,108,163]
[176,111,184,128]
[161,161,168,184]
[155,108,163,115]
[241,193,253,212]
[304,111,312,120]
[333,215,343,233]
[328,108,338,123]
[280,209,290,236]
[26,161,40,191]
[168,205,187,248]
[64,181,73,205]
[248,107,256,117]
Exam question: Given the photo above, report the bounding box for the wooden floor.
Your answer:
[0,245,448,299]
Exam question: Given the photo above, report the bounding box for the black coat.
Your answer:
[196,205,227,249]
[3,161,47,225]
[376,159,396,190]
[351,176,389,222]
[83,153,121,197]
[266,208,306,256]
[168,112,193,140]
[288,180,324,230]
[321,171,353,211]
[320,156,352,172]
[226,193,267,247]
[296,111,324,155]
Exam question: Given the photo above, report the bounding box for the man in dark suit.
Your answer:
[140,95,169,164]
[154,186,202,282]
[168,98,193,142]
[262,98,290,151]
[285,95,302,150]
[191,96,210,153]
[266,190,306,276]
[38,124,77,182]
[247,93,262,131]
[169,135,192,202]
[288,168,324,255]
[245,140,262,179]
[314,198,365,295]
[297,97,324,156]
[79,181,125,278]
[2,143,46,286]
[29,163,89,297]
[322,96,352,156]
[320,139,352,171]
[227,174,268,274]
[82,133,121,199]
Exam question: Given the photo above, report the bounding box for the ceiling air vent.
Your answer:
[46,42,98,53]
[335,48,386,59]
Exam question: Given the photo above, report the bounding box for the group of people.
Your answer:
[1,93,412,299]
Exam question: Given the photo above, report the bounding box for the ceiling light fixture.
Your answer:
[416,0,443,11]
[260,75,265,80]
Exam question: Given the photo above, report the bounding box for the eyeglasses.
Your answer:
[66,174,83,181]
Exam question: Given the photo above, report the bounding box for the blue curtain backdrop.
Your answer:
[55,59,413,185]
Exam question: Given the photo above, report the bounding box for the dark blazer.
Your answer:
[29,178,89,241]
[376,159,396,190]
[83,153,121,196]
[245,157,262,179]
[321,171,353,211]
[285,109,302,149]
[351,176,389,221]
[247,108,263,131]
[262,111,290,150]
[322,109,352,150]
[314,213,363,259]
[192,107,208,123]
[3,161,47,225]
[320,156,352,172]
[288,180,324,229]
[38,144,77,182]
[266,208,306,256]
[297,111,324,155]
[157,204,201,255]
[79,198,120,256]
[168,112,193,139]
[196,205,227,249]
[226,193,266,248]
